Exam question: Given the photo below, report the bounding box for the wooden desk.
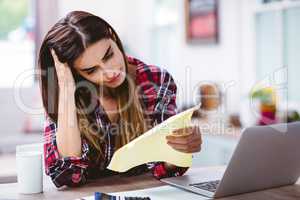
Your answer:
[1,167,300,200]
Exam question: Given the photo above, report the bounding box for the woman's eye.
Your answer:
[107,52,114,59]
[86,67,97,75]
[103,51,114,62]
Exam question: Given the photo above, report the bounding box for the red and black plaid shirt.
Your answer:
[44,56,189,188]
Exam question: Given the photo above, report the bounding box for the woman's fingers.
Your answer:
[50,49,75,89]
[51,49,68,70]
[168,141,201,153]
[167,139,200,150]
[166,135,201,145]
[166,127,193,143]
[171,126,194,136]
[166,126,202,153]
[166,134,193,144]
[166,126,201,145]
[50,49,60,66]
[167,136,201,149]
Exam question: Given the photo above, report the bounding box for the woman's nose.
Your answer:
[103,69,117,79]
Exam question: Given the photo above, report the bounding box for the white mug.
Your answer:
[16,145,43,194]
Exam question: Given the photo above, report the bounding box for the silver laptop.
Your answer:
[161,122,300,198]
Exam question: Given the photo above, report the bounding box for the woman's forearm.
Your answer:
[56,84,82,158]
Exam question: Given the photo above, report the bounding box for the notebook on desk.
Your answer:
[76,185,209,200]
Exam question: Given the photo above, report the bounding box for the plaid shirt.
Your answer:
[44,56,189,188]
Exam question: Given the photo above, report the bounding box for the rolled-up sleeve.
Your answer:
[43,115,89,188]
[149,69,189,179]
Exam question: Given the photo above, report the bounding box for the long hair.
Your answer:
[38,11,149,162]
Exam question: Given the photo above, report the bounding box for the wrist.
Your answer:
[164,162,176,170]
[59,82,76,94]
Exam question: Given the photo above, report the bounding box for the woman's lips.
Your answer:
[107,72,121,84]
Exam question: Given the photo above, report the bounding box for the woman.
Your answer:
[39,11,202,188]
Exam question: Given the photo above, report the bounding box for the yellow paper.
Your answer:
[107,105,199,172]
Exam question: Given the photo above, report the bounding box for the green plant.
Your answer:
[251,87,276,105]
[0,0,29,39]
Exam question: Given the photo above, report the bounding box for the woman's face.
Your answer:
[73,38,126,88]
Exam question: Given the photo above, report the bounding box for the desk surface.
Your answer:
[1,167,300,200]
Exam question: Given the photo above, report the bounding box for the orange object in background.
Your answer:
[200,83,221,111]
[259,103,277,125]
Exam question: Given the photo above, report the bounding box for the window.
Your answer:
[150,0,179,68]
[284,7,300,102]
[255,1,300,103]
[0,0,36,88]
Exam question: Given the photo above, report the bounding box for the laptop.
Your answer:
[161,122,300,198]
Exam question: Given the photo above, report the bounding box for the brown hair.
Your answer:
[38,11,148,162]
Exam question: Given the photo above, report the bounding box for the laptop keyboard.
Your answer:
[189,180,220,193]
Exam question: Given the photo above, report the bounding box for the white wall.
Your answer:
[57,0,256,113]
[173,0,242,111]
[58,0,155,61]
[58,0,129,40]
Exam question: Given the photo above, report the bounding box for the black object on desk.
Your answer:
[94,192,151,200]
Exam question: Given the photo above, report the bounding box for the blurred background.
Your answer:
[1,0,300,183]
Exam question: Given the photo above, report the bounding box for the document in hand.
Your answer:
[107,105,199,172]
